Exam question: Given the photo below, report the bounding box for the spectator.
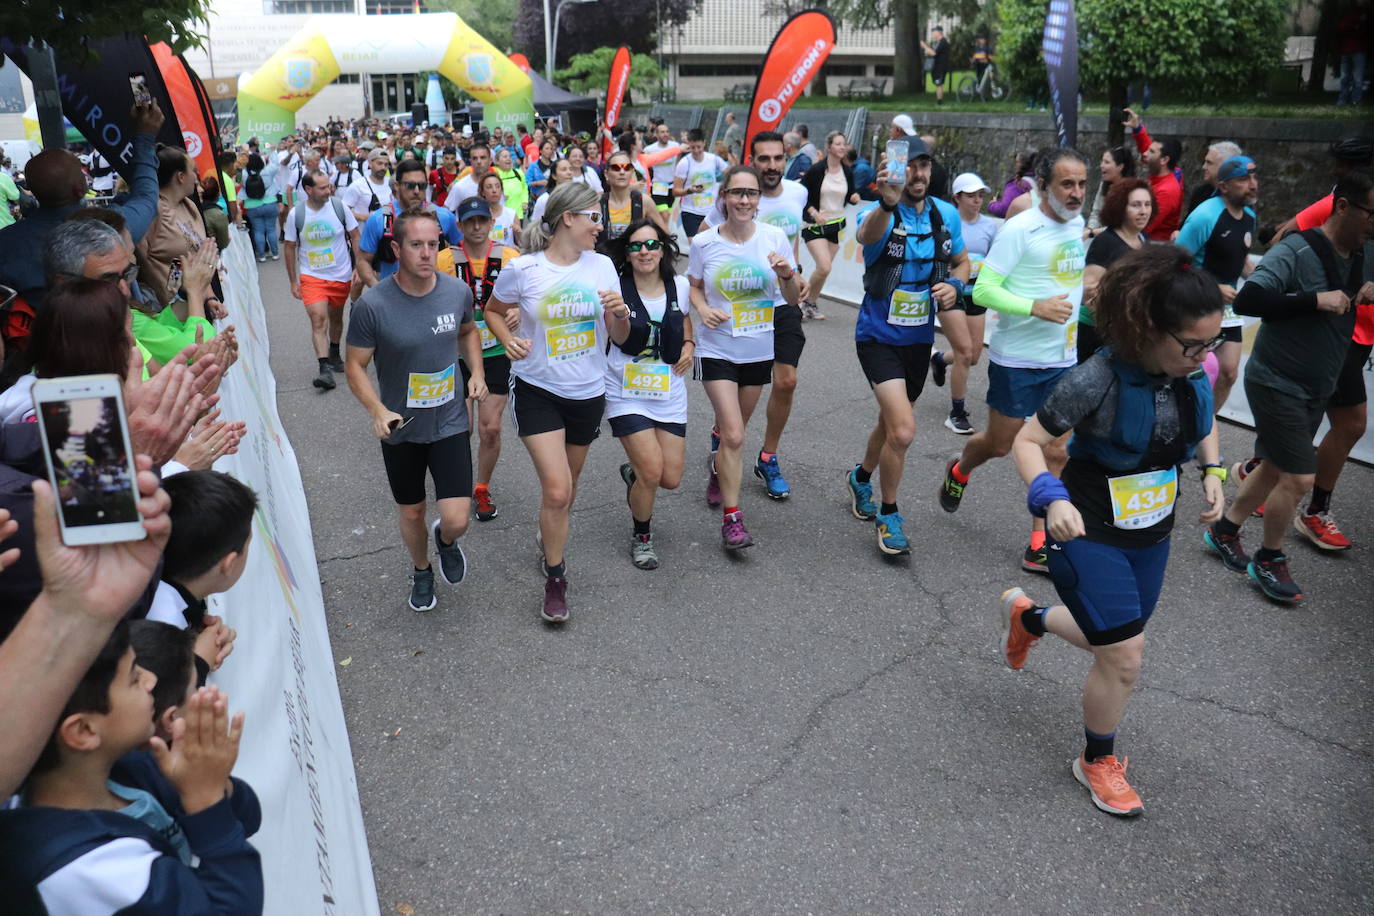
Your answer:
[794,123,819,163]
[921,25,952,104]
[1336,4,1369,106]
[847,146,877,201]
[988,149,1037,218]
[0,621,264,914]
[1123,107,1184,240]
[1086,144,1135,235]
[241,153,279,262]
[128,620,203,744]
[920,134,952,201]
[525,138,557,199]
[197,175,232,251]
[136,147,219,314]
[723,111,744,165]
[783,133,812,182]
[0,165,19,230]
[212,150,241,225]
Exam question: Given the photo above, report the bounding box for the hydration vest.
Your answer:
[862,200,951,302]
[613,273,685,364]
[599,190,645,242]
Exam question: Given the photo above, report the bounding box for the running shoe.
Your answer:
[938,457,967,513]
[407,567,437,612]
[1203,526,1250,573]
[721,511,754,550]
[620,462,636,509]
[875,510,911,556]
[473,485,498,521]
[430,519,468,586]
[1022,543,1049,575]
[801,300,826,320]
[1248,555,1304,603]
[929,350,947,388]
[705,454,722,508]
[710,428,720,454]
[1254,503,1266,518]
[944,412,974,435]
[1294,511,1352,551]
[631,533,659,570]
[846,465,876,520]
[1072,754,1144,817]
[541,575,569,623]
[1229,457,1261,484]
[754,453,791,500]
[998,587,1040,670]
[328,353,345,372]
[312,365,336,391]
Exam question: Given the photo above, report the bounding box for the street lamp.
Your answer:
[544,0,599,82]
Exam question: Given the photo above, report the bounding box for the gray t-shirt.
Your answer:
[1243,233,1367,400]
[347,272,475,444]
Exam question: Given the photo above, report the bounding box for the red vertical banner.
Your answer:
[150,42,218,178]
[743,11,836,163]
[602,46,632,159]
[509,53,532,74]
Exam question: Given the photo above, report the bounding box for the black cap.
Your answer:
[456,197,491,222]
[906,137,933,162]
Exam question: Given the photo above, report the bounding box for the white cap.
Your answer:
[951,172,991,196]
[891,114,917,136]
[462,124,473,137]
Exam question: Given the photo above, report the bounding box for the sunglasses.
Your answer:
[1169,330,1226,359]
[574,209,603,224]
[724,188,761,199]
[626,239,663,252]
[400,180,428,191]
[606,162,635,173]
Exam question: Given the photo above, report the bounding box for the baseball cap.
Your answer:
[951,172,991,195]
[456,197,491,222]
[1217,155,1256,183]
[333,154,353,167]
[367,148,390,162]
[906,137,932,161]
[891,114,917,137]
[462,124,473,137]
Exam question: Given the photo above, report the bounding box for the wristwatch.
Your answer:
[1200,463,1227,483]
[880,199,899,213]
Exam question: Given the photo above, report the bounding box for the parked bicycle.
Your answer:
[957,62,1006,103]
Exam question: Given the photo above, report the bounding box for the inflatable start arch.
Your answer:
[238,13,534,142]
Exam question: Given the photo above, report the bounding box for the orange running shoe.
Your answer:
[473,485,498,521]
[1072,754,1144,817]
[998,587,1040,670]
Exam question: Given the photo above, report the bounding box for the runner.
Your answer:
[435,197,521,523]
[689,164,802,549]
[605,219,695,569]
[929,172,997,434]
[1184,141,1241,218]
[799,131,861,320]
[1000,243,1225,817]
[282,170,360,391]
[1080,178,1154,361]
[356,159,460,287]
[443,142,501,211]
[484,182,628,623]
[938,147,1089,574]
[704,131,811,500]
[1203,168,1372,603]
[846,141,969,555]
[341,149,393,224]
[644,121,680,214]
[478,172,521,251]
[599,150,666,246]
[344,209,486,612]
[567,145,604,193]
[528,159,577,230]
[672,128,727,239]
[493,147,529,220]
[1176,155,1258,415]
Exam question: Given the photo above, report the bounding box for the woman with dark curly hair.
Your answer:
[1079,178,1155,361]
[996,243,1227,819]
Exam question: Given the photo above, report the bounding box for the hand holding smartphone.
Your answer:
[886,141,909,185]
[32,375,146,546]
[129,72,153,107]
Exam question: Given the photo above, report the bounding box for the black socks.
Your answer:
[1021,605,1047,637]
[1084,728,1115,762]
[1307,485,1331,515]
[318,357,330,371]
[880,502,898,515]
[633,517,651,537]
[1254,546,1283,563]
[1213,517,1239,537]
[545,560,566,579]
[854,465,873,484]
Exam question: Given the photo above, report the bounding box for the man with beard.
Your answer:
[938,147,1088,575]
[1177,155,1258,415]
[444,143,502,209]
[843,138,969,556]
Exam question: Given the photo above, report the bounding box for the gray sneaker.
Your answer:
[408,567,437,612]
[631,533,659,570]
[431,519,468,585]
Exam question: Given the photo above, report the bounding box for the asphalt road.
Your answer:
[256,255,1372,914]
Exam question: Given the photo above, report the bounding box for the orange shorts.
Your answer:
[300,275,351,308]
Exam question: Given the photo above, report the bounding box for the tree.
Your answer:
[0,0,211,60]
[555,48,664,103]
[998,0,1289,144]
[428,0,519,54]
[515,0,701,72]
[823,0,980,96]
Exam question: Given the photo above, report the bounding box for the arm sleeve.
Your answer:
[112,134,161,244]
[970,266,1034,316]
[1232,242,1318,319]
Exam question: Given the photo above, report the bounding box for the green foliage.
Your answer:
[996,0,1289,99]
[0,0,211,60]
[555,48,663,99]
[428,0,519,54]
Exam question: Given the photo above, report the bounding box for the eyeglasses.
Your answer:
[1169,330,1226,359]
[626,239,663,252]
[400,180,428,191]
[92,263,141,285]
[606,162,634,173]
[724,188,761,199]
[1347,200,1374,218]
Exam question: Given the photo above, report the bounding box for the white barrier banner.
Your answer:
[206,227,379,914]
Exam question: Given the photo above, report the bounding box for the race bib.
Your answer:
[1107,468,1177,530]
[545,320,596,362]
[476,319,500,351]
[306,248,337,270]
[691,193,713,209]
[651,181,670,197]
[407,364,456,408]
[730,300,774,337]
[968,252,985,278]
[622,362,671,400]
[1064,319,1079,360]
[888,288,931,327]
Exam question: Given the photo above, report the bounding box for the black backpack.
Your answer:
[244,169,267,200]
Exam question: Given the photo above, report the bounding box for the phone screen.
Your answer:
[38,395,140,530]
[886,141,909,185]
[129,73,153,107]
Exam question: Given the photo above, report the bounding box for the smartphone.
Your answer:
[388,416,413,433]
[886,140,909,185]
[1110,107,1126,125]
[129,72,153,107]
[32,375,146,546]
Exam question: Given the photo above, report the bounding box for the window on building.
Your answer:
[677,63,759,78]
[824,64,867,76]
[263,0,356,13]
[369,73,422,112]
[874,64,894,76]
[332,74,361,84]
[366,0,428,13]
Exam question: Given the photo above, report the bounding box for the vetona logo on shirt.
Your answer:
[715,258,770,301]
[432,313,457,335]
[1052,240,1086,287]
[303,220,337,244]
[761,212,800,243]
[541,283,597,322]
